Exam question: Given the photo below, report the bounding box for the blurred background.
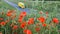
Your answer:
[0,0,60,12]
[0,0,60,18]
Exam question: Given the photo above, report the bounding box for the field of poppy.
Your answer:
[0,0,60,34]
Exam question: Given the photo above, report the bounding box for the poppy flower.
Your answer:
[29,18,34,21]
[42,23,47,27]
[6,13,12,17]
[6,10,15,17]
[5,20,9,23]
[18,18,23,22]
[28,18,34,25]
[37,17,45,23]
[35,27,40,32]
[0,21,6,26]
[20,22,26,28]
[0,18,3,20]
[23,29,27,33]
[23,29,32,34]
[46,11,48,14]
[7,10,15,13]
[18,15,24,22]
[19,15,24,19]
[0,32,2,34]
[52,18,59,24]
[20,12,26,17]
[27,29,32,34]
[28,21,32,25]
[12,25,18,30]
[28,21,34,25]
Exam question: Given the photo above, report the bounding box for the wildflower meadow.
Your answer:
[0,0,60,34]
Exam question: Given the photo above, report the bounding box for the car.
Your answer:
[18,2,25,9]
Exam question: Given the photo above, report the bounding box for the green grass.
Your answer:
[0,0,16,11]
[0,0,60,15]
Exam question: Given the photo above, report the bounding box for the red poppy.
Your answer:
[28,18,34,25]
[0,21,6,26]
[19,15,24,19]
[7,13,11,16]
[5,20,9,23]
[28,21,34,25]
[6,10,15,17]
[7,10,15,13]
[37,17,45,23]
[23,29,27,33]
[52,18,59,24]
[12,25,18,30]
[0,18,3,20]
[18,14,24,22]
[28,21,32,25]
[23,29,32,34]
[29,18,34,21]
[18,18,23,22]
[20,12,26,17]
[35,27,40,32]
[0,32,2,34]
[46,11,48,14]
[42,23,47,27]
[27,29,32,34]
[20,22,26,28]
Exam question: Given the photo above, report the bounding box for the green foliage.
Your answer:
[0,0,60,34]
